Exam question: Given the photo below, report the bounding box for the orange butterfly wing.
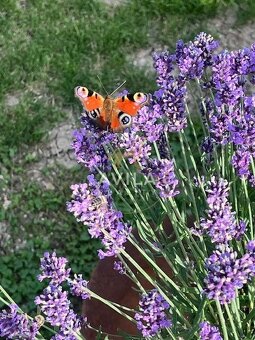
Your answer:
[74,86,108,126]
[110,92,151,131]
[114,92,150,116]
[75,86,104,111]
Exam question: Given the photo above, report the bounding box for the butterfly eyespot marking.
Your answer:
[75,86,89,98]
[118,112,132,127]
[133,92,147,103]
[88,109,100,120]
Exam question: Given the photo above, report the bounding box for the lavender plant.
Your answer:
[1,32,255,339]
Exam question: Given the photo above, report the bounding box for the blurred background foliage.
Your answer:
[0,0,255,314]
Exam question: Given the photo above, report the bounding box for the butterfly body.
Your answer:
[75,86,150,132]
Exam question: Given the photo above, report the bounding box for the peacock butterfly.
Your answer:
[74,86,150,132]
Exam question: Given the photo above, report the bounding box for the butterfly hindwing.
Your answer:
[110,92,151,131]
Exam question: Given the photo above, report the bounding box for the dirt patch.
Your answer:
[207,8,255,50]
[127,48,154,75]
[5,93,21,107]
[18,111,77,190]
[100,0,124,6]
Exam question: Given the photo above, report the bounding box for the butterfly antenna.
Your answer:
[97,75,109,95]
[110,80,126,96]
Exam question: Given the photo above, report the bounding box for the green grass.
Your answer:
[0,0,254,317]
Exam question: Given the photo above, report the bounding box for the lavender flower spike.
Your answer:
[134,289,172,337]
[200,176,246,243]
[204,247,248,304]
[67,174,132,259]
[176,33,219,80]
[37,251,71,286]
[35,285,71,327]
[199,321,223,340]
[142,158,179,198]
[68,274,90,300]
[0,304,40,339]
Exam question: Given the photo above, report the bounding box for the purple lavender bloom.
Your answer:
[35,285,71,327]
[113,261,126,274]
[204,247,242,304]
[153,51,175,88]
[199,321,223,340]
[229,97,255,180]
[206,48,255,145]
[134,289,172,337]
[120,130,151,164]
[204,242,255,304]
[176,33,219,79]
[72,116,117,172]
[51,310,86,340]
[201,137,214,154]
[200,177,245,243]
[235,220,247,240]
[133,105,164,143]
[157,132,171,159]
[67,175,132,258]
[142,158,179,198]
[244,241,255,278]
[0,304,40,339]
[161,76,187,132]
[68,274,90,300]
[212,51,244,107]
[203,99,231,145]
[37,252,71,286]
[246,240,255,252]
[231,149,251,177]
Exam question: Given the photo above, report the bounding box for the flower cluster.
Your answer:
[204,243,255,304]
[153,50,187,133]
[113,261,126,274]
[37,251,71,285]
[0,304,40,339]
[199,321,223,340]
[153,50,175,88]
[200,176,246,243]
[142,158,179,198]
[67,174,132,258]
[230,97,255,183]
[119,130,151,164]
[35,252,88,339]
[176,32,219,79]
[35,285,71,327]
[134,289,172,337]
[72,116,117,172]
[204,247,243,304]
[205,45,255,182]
[133,105,164,143]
